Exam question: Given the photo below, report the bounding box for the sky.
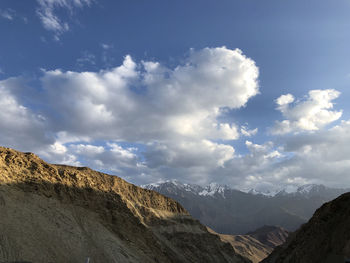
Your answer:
[1,0,350,192]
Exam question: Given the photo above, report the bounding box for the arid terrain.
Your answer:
[2,146,350,263]
[0,146,249,263]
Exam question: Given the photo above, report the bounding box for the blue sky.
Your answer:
[1,0,350,191]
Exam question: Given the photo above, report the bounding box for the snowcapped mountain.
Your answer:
[141,180,350,235]
[144,181,341,199]
[245,188,281,197]
[143,180,231,198]
[198,183,231,198]
[294,184,328,195]
[243,184,336,198]
[142,179,203,195]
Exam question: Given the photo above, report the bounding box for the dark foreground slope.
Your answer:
[0,147,249,263]
[263,192,350,263]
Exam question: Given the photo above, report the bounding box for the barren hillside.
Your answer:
[0,146,249,263]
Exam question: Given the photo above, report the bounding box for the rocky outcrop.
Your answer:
[0,147,249,263]
[263,192,350,263]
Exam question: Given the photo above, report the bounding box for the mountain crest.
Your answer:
[199,182,231,198]
[0,146,249,263]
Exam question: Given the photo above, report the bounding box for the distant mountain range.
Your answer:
[142,180,350,234]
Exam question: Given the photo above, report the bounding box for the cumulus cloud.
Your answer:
[0,47,259,185]
[257,120,350,189]
[36,0,92,39]
[272,89,342,134]
[0,78,52,151]
[145,140,235,169]
[219,119,350,191]
[39,142,81,166]
[35,47,258,143]
[2,46,350,191]
[216,140,283,188]
[69,143,141,172]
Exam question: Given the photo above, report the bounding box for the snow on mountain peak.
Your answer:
[141,179,203,194]
[245,184,325,197]
[198,183,230,198]
[296,184,325,194]
[246,188,280,197]
[142,180,332,199]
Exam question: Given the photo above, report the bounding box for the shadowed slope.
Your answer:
[262,192,350,263]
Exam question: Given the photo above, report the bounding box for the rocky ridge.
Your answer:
[0,147,249,263]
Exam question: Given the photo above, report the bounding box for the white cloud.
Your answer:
[217,119,350,190]
[35,47,258,143]
[276,93,295,107]
[101,43,113,50]
[241,125,258,137]
[0,79,52,151]
[272,89,342,134]
[0,47,259,185]
[145,139,235,169]
[2,46,350,190]
[71,144,105,156]
[39,142,81,166]
[38,47,258,181]
[36,0,92,39]
[68,143,142,175]
[76,51,96,67]
[270,119,350,188]
[0,9,15,20]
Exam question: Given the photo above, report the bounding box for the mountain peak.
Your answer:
[248,184,331,197]
[142,180,203,195]
[296,184,326,193]
[199,183,230,198]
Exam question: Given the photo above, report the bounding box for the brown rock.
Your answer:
[0,146,250,263]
